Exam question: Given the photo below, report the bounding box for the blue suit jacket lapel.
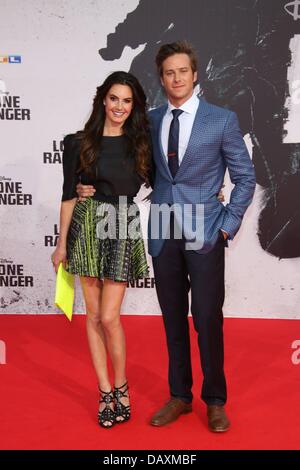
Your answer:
[175,97,211,180]
[155,104,171,178]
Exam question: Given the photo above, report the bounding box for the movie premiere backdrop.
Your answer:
[1,0,299,317]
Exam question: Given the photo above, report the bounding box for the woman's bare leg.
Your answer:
[100,279,129,420]
[100,279,127,385]
[80,276,113,426]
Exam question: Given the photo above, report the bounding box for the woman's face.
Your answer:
[103,84,133,128]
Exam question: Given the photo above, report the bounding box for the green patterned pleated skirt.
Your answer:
[66,197,149,282]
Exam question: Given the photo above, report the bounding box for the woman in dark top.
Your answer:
[51,71,151,428]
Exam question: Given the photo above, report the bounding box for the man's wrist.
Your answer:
[220,229,228,240]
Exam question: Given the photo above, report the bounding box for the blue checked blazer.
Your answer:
[148,97,256,257]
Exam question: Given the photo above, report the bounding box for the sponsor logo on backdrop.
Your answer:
[127,278,155,288]
[0,55,21,64]
[0,176,32,205]
[284,0,300,20]
[45,224,59,247]
[43,140,63,164]
[0,258,33,287]
[0,92,30,120]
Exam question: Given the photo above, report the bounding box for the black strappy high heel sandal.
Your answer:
[98,388,115,428]
[114,381,131,423]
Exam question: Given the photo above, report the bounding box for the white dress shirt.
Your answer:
[161,93,199,165]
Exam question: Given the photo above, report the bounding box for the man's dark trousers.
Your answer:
[152,217,227,406]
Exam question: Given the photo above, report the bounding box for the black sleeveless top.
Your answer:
[61,133,142,201]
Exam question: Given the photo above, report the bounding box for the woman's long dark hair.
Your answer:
[78,71,151,186]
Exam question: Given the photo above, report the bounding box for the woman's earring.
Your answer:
[103,101,106,106]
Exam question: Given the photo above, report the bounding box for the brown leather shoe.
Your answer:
[207,405,230,432]
[150,398,192,426]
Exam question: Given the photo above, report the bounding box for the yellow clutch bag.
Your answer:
[55,263,75,321]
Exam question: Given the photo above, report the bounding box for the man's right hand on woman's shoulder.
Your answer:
[76,183,96,202]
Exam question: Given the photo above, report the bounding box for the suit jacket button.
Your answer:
[172,181,176,185]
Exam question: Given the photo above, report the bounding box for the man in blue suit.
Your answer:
[148,41,255,432]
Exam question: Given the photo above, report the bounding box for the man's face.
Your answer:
[160,53,197,106]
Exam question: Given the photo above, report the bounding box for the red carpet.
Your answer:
[0,315,299,450]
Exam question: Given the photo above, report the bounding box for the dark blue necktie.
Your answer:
[167,109,183,178]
